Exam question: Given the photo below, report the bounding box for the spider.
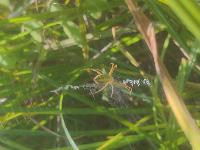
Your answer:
[87,63,132,97]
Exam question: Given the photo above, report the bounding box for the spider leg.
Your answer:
[110,84,114,98]
[93,74,103,84]
[127,87,132,93]
[89,69,103,75]
[109,63,117,75]
[95,69,104,73]
[115,81,132,94]
[94,82,109,94]
[124,84,132,94]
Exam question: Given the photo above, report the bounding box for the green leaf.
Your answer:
[24,21,43,43]
[62,21,84,46]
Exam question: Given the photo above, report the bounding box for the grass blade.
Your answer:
[125,0,200,149]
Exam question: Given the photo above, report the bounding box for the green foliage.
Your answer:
[0,0,199,149]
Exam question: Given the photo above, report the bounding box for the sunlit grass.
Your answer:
[0,0,199,149]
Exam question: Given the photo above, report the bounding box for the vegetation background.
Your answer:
[0,0,200,149]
